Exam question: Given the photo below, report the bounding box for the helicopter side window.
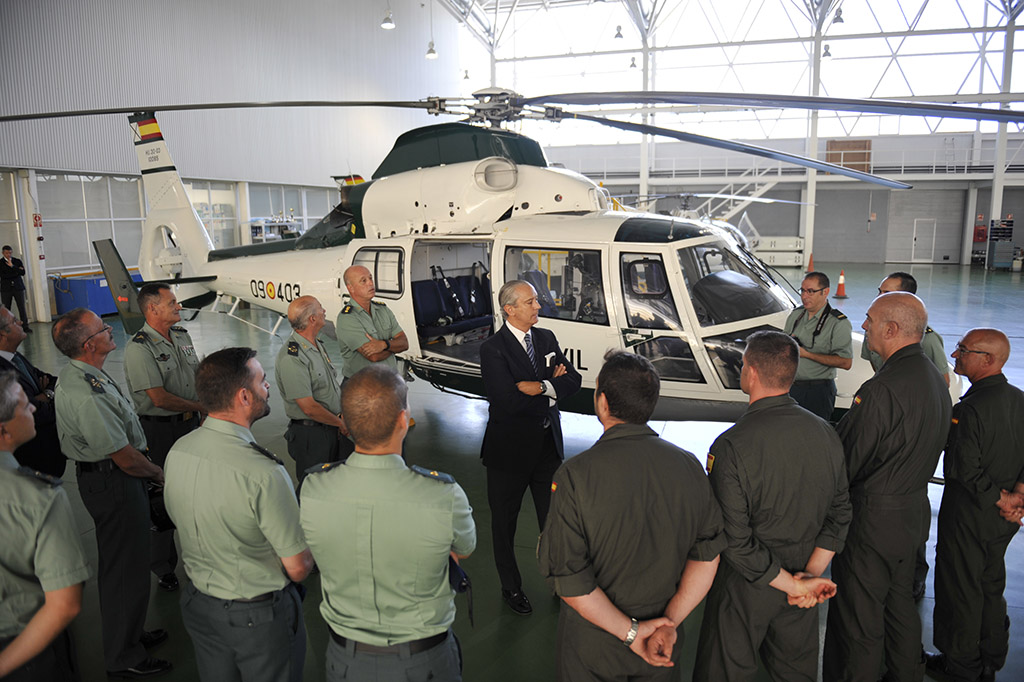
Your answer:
[620,253,683,331]
[677,242,789,326]
[352,248,404,297]
[503,246,608,325]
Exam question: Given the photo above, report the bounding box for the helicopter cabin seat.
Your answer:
[411,275,491,341]
[521,271,559,318]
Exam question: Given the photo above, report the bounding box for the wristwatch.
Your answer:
[384,338,391,351]
[622,617,639,646]
[43,389,55,400]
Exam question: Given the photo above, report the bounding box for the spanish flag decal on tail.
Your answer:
[136,118,162,142]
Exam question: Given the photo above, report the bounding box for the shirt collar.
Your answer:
[505,322,531,345]
[595,422,658,443]
[201,416,255,443]
[344,452,406,469]
[746,394,798,414]
[0,350,14,362]
[0,451,17,471]
[963,372,1008,397]
[142,322,172,345]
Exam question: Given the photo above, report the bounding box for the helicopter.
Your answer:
[7,88,1013,419]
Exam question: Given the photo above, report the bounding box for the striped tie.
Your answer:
[525,332,537,370]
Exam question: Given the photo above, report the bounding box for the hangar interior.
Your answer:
[2,0,1024,680]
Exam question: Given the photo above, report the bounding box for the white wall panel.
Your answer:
[0,0,461,185]
[886,189,965,264]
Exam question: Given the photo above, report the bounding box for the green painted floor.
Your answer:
[20,260,1024,681]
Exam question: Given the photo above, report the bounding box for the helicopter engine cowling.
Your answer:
[359,157,608,237]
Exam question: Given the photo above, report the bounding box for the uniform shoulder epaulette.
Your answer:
[287,341,300,356]
[132,330,149,343]
[829,308,847,320]
[410,465,455,484]
[248,441,284,466]
[306,460,343,476]
[170,325,187,333]
[83,373,105,394]
[372,300,386,307]
[925,326,935,334]
[341,304,353,314]
[16,465,62,488]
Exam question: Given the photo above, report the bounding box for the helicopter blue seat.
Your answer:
[454,275,491,318]
[521,271,559,317]
[412,278,490,340]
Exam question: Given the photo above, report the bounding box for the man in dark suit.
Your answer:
[0,245,29,331]
[0,306,63,476]
[481,279,581,615]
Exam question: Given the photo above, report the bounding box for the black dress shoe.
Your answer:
[157,573,179,592]
[502,589,533,615]
[924,652,975,682]
[107,657,173,678]
[140,629,168,649]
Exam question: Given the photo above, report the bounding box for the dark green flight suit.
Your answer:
[538,423,727,682]
[0,451,92,681]
[694,395,851,682]
[823,344,951,682]
[933,373,1024,680]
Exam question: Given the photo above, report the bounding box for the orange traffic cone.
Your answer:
[806,253,814,273]
[833,270,849,299]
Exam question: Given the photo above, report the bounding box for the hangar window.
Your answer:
[504,246,608,325]
[184,181,237,249]
[352,248,404,298]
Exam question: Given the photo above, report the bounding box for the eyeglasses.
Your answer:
[82,324,113,345]
[954,344,989,356]
[798,287,826,295]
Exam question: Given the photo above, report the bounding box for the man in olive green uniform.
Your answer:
[823,293,951,682]
[858,272,949,602]
[301,365,475,682]
[276,295,351,489]
[694,331,851,682]
[336,265,409,380]
[784,271,853,420]
[0,372,92,681]
[538,352,726,681]
[164,347,313,682]
[925,329,1024,682]
[125,283,204,593]
[52,308,171,678]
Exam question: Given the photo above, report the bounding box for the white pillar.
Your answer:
[962,182,978,265]
[802,32,823,270]
[14,170,49,322]
[986,14,1015,268]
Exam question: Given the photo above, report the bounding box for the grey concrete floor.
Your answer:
[18,260,1024,681]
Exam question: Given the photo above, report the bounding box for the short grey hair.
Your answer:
[0,307,14,334]
[287,297,320,331]
[498,280,533,320]
[52,308,96,359]
[0,370,21,421]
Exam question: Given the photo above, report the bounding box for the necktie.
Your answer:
[11,354,38,392]
[525,332,538,374]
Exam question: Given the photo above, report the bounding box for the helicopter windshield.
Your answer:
[677,240,792,326]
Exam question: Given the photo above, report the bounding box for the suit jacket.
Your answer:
[0,257,25,292]
[1,353,65,477]
[480,324,582,473]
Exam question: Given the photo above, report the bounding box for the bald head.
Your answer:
[964,328,1011,364]
[287,296,322,332]
[954,327,1010,382]
[862,292,928,361]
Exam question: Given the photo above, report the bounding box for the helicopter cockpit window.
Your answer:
[352,248,404,297]
[620,253,683,331]
[677,241,790,327]
[503,247,608,325]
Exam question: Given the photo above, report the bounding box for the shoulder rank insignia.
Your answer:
[170,325,187,333]
[132,330,149,344]
[829,308,847,320]
[16,465,62,487]
[410,465,455,483]
[371,300,385,307]
[248,441,284,466]
[287,341,300,356]
[341,305,353,314]
[83,373,105,394]
[156,353,171,362]
[306,460,343,475]
[926,326,935,334]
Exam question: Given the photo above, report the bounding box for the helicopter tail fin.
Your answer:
[92,239,146,335]
[128,112,214,303]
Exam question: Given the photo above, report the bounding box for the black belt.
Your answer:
[289,419,333,428]
[329,630,446,655]
[76,459,116,473]
[140,411,197,423]
[233,592,274,603]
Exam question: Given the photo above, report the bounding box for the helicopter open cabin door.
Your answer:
[500,241,617,413]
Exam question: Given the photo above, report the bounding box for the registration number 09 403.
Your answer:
[250,279,300,302]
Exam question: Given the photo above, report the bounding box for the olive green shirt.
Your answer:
[0,451,92,637]
[164,418,307,600]
[55,359,147,462]
[861,326,948,375]
[784,305,853,381]
[124,322,200,416]
[275,331,341,421]
[300,453,476,645]
[336,299,403,379]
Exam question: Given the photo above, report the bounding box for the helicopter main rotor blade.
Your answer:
[688,193,810,205]
[566,112,912,190]
[524,92,1024,124]
[0,99,443,123]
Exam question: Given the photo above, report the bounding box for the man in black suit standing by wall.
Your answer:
[0,306,62,476]
[481,279,581,616]
[0,246,29,331]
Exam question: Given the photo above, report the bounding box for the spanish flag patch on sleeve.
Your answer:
[706,453,715,474]
[853,395,862,405]
[550,482,557,493]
